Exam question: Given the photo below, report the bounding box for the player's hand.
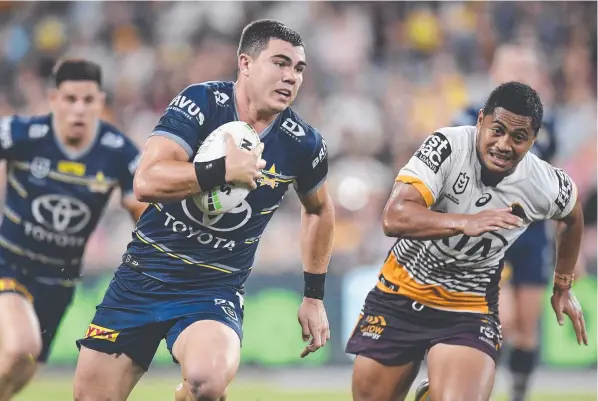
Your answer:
[551,287,588,346]
[462,208,524,237]
[223,133,266,190]
[298,297,330,358]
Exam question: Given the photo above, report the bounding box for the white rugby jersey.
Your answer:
[378,125,577,314]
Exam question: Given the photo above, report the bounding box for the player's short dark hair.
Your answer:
[53,58,102,89]
[237,19,304,58]
[482,81,543,135]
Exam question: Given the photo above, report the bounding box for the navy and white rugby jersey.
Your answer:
[125,81,328,287]
[0,114,140,279]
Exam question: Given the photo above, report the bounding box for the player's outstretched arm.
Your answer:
[134,136,202,203]
[382,181,523,240]
[550,198,588,345]
[297,183,335,358]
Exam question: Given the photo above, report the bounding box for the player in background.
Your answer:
[346,82,586,401]
[0,59,145,401]
[452,44,560,401]
[73,19,334,401]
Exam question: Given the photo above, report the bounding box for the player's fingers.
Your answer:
[300,347,311,358]
[551,296,565,326]
[309,320,323,349]
[299,317,310,342]
[580,314,588,346]
[224,132,236,148]
[253,142,264,157]
[256,158,267,170]
[247,180,257,190]
[568,310,583,345]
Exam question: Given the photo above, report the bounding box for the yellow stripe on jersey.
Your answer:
[0,278,33,301]
[7,167,27,198]
[133,231,233,274]
[376,253,490,314]
[395,175,434,207]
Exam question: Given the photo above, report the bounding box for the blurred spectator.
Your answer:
[0,1,593,275]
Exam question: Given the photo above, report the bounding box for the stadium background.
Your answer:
[0,1,594,400]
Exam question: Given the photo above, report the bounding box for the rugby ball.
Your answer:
[192,121,261,215]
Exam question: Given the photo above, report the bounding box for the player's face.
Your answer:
[49,81,105,145]
[476,107,536,175]
[242,39,306,113]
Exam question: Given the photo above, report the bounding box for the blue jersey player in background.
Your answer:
[74,20,335,401]
[0,59,146,401]
[415,44,561,401]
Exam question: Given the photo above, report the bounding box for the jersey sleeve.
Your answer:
[151,84,213,160]
[294,133,328,195]
[117,138,141,199]
[0,115,32,160]
[538,165,578,220]
[396,132,455,207]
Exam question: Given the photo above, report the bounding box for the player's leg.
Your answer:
[168,291,245,401]
[498,262,516,342]
[346,289,429,401]
[9,280,76,396]
[74,347,146,401]
[508,236,550,401]
[0,277,42,401]
[171,320,240,401]
[427,343,496,401]
[73,267,168,401]
[352,356,421,401]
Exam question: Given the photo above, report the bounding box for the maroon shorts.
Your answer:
[345,288,502,366]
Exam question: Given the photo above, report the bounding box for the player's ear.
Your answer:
[238,53,251,77]
[476,109,484,127]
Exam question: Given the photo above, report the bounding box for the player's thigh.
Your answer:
[171,320,241,397]
[427,343,496,401]
[74,346,145,401]
[352,355,421,401]
[0,280,42,359]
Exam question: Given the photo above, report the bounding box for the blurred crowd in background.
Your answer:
[0,1,595,276]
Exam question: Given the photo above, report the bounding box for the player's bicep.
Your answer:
[137,136,190,176]
[384,181,429,215]
[298,182,332,215]
[294,136,328,196]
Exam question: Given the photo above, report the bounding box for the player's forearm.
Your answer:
[554,201,584,277]
[300,200,335,275]
[134,161,202,203]
[382,200,465,240]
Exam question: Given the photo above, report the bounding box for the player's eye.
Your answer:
[274,61,285,68]
[296,66,305,74]
[84,96,94,104]
[66,95,76,103]
[492,127,503,135]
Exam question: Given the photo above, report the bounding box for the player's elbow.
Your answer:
[382,203,408,237]
[133,173,154,203]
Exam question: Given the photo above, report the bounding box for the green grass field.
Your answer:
[13,377,597,401]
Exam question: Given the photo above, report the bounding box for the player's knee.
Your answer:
[0,338,41,375]
[184,374,228,401]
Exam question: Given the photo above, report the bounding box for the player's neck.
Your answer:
[234,83,277,134]
[52,118,97,153]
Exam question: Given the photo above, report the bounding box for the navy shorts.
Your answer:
[504,221,552,286]
[0,261,75,362]
[345,288,503,366]
[76,265,244,371]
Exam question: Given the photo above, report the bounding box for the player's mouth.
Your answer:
[274,89,291,99]
[488,150,511,168]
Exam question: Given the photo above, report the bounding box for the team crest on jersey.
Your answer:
[452,172,470,195]
[88,171,111,193]
[30,157,51,179]
[415,133,451,174]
